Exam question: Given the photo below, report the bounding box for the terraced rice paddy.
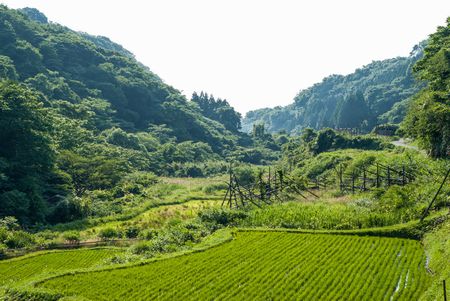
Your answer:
[0,248,123,287]
[36,231,430,300]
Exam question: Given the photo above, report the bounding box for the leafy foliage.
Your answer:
[404,18,450,158]
[0,82,55,224]
[191,91,241,132]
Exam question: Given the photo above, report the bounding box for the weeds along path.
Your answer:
[35,231,429,301]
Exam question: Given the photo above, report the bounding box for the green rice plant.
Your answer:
[0,248,123,287]
[33,231,429,300]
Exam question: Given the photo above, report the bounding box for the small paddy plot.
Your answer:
[0,248,123,287]
[36,232,430,300]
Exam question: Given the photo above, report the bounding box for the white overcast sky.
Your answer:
[1,0,450,113]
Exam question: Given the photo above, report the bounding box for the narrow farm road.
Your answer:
[391,138,418,150]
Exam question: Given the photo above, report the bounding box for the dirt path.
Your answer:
[391,138,418,150]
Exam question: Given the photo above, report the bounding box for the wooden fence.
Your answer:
[338,162,415,193]
[222,167,325,209]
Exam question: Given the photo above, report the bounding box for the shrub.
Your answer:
[98,228,119,240]
[0,226,8,242]
[198,208,248,227]
[48,196,90,224]
[0,243,7,258]
[233,165,257,186]
[202,183,228,194]
[0,216,20,230]
[185,165,204,177]
[130,241,153,255]
[138,229,159,240]
[62,231,81,244]
[35,230,59,241]
[124,226,140,239]
[4,230,36,249]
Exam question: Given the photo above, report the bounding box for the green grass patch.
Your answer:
[420,218,450,300]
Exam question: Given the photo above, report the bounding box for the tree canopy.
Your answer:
[403,18,450,158]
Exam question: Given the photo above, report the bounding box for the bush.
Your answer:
[199,208,248,227]
[233,165,257,186]
[0,216,20,230]
[0,226,8,242]
[185,165,204,177]
[35,230,59,241]
[202,183,228,194]
[98,227,119,240]
[0,243,7,256]
[130,241,153,255]
[62,231,80,244]
[124,226,140,239]
[138,229,159,240]
[4,230,36,249]
[47,196,90,224]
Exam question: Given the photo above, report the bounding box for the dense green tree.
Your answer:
[252,123,266,138]
[192,91,242,132]
[0,81,55,223]
[57,150,130,197]
[404,18,450,158]
[0,20,16,45]
[104,128,145,151]
[0,55,18,80]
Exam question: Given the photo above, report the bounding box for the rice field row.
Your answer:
[36,231,430,300]
[0,248,123,287]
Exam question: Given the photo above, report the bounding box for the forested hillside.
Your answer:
[242,44,424,134]
[0,6,236,146]
[0,6,282,225]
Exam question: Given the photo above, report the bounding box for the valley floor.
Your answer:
[1,176,448,301]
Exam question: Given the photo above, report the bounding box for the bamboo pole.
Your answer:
[421,168,450,221]
[444,280,447,301]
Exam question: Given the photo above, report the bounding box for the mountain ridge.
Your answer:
[242,43,425,134]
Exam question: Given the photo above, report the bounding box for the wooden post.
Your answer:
[233,176,246,208]
[222,188,229,207]
[421,168,450,221]
[268,167,271,189]
[376,163,380,188]
[278,170,284,191]
[229,180,234,208]
[363,168,366,191]
[259,171,265,204]
[351,173,355,194]
[402,165,406,186]
[387,166,391,187]
[444,280,447,301]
